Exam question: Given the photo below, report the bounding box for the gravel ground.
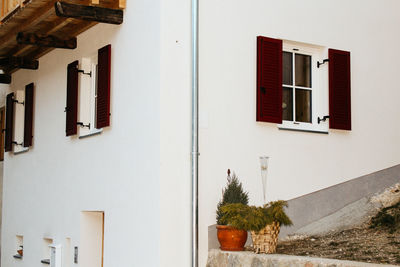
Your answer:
[276,225,400,265]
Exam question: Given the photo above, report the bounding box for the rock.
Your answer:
[371,183,400,208]
[206,249,397,267]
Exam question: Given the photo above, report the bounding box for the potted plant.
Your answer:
[250,201,292,254]
[216,169,249,251]
[220,201,292,253]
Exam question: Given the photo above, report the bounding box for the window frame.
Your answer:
[78,55,103,139]
[13,90,29,154]
[278,42,329,133]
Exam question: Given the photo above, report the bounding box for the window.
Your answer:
[13,90,29,153]
[256,36,351,132]
[78,56,102,138]
[13,235,23,260]
[65,44,111,138]
[279,42,328,133]
[4,83,34,154]
[41,238,53,264]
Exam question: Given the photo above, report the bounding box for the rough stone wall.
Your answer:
[206,250,398,267]
[371,184,400,208]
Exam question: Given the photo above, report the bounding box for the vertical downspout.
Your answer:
[191,0,199,265]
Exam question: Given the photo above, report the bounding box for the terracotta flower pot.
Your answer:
[216,225,248,251]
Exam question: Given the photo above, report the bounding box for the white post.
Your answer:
[259,156,269,204]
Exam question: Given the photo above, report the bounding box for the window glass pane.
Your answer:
[283,52,293,85]
[295,54,311,87]
[295,89,311,123]
[282,87,293,121]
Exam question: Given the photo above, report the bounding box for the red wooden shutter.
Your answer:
[5,93,14,152]
[256,36,282,123]
[24,83,34,147]
[96,44,111,129]
[66,60,79,136]
[329,49,351,130]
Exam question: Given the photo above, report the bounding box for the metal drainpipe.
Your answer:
[191,0,199,265]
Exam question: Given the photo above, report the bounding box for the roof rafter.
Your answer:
[17,32,77,49]
[55,1,123,25]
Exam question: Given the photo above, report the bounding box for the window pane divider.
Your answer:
[292,53,296,121]
[294,85,312,90]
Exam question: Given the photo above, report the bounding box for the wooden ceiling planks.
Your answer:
[0,2,56,49]
[0,0,123,74]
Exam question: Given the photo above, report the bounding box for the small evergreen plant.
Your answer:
[220,201,293,232]
[261,200,293,227]
[216,169,249,225]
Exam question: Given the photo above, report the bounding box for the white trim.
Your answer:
[78,56,103,138]
[13,90,29,154]
[279,42,329,133]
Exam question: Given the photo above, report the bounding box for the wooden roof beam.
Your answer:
[17,32,77,49]
[0,1,57,50]
[0,74,11,84]
[55,1,123,25]
[0,57,38,70]
[119,0,126,9]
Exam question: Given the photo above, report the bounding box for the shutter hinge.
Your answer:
[12,99,24,105]
[12,141,23,146]
[317,59,329,68]
[77,122,90,129]
[318,115,330,124]
[77,69,92,77]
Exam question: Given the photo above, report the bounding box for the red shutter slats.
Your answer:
[24,83,34,147]
[256,36,282,123]
[329,49,351,130]
[5,93,14,152]
[66,60,79,136]
[96,44,111,129]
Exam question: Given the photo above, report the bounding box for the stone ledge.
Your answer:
[206,249,398,267]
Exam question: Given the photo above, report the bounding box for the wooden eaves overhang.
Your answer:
[0,0,124,83]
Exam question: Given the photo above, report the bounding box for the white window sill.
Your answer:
[79,128,103,139]
[278,122,328,134]
[14,147,29,155]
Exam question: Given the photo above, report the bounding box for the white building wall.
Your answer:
[1,1,161,266]
[4,1,400,267]
[198,0,400,265]
[159,0,192,266]
[0,84,7,261]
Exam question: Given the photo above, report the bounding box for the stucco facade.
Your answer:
[1,1,165,266]
[198,0,400,265]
